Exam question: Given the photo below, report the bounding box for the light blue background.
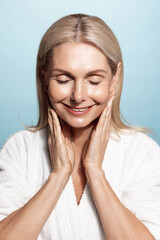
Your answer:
[0,0,160,148]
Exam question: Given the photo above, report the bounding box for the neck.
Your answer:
[71,121,95,152]
[70,122,95,173]
[59,118,97,172]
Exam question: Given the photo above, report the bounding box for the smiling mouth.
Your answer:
[63,104,93,111]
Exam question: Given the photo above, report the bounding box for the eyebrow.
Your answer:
[51,68,108,78]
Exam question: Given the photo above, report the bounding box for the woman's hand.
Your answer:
[48,108,75,175]
[82,89,116,171]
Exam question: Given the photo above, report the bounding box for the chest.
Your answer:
[71,171,87,205]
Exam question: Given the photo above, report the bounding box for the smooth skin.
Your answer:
[0,43,155,240]
[47,42,117,173]
[47,43,154,239]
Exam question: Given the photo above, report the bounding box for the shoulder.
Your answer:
[0,128,48,154]
[0,128,48,177]
[109,130,160,170]
[116,131,160,172]
[111,130,159,152]
[120,131,159,154]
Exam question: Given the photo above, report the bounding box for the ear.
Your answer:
[110,62,122,93]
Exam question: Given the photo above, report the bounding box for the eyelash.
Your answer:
[55,80,100,85]
[55,80,69,84]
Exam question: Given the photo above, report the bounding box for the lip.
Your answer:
[63,104,94,116]
[64,104,93,109]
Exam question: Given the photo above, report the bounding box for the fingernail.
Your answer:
[107,98,114,109]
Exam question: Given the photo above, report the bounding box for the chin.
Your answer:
[62,117,98,129]
[68,123,90,128]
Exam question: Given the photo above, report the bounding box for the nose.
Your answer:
[70,79,87,104]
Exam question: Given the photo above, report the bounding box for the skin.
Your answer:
[47,42,154,239]
[0,42,154,240]
[48,42,115,130]
[47,42,119,174]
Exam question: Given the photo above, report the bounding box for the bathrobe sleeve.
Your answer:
[0,132,31,221]
[121,134,160,240]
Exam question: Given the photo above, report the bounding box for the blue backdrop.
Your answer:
[0,0,160,147]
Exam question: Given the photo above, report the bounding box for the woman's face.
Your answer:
[47,42,116,128]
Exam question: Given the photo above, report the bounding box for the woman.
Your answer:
[0,13,159,240]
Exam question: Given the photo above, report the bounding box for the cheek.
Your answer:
[92,85,110,104]
[48,84,70,103]
[48,82,111,105]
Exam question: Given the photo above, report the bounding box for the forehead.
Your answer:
[51,42,111,73]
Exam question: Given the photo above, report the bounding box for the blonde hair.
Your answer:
[28,13,149,134]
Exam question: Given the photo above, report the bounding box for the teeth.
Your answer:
[65,104,91,112]
[72,108,89,112]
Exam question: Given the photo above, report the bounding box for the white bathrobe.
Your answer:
[0,128,160,239]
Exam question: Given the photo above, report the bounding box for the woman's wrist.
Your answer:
[49,169,71,182]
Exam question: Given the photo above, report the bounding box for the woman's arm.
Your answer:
[0,108,75,240]
[0,170,70,240]
[85,167,155,240]
[82,83,156,239]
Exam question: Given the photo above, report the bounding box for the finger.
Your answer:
[99,92,115,134]
[48,132,52,147]
[48,111,54,135]
[48,116,55,149]
[102,95,115,135]
[47,127,56,170]
[90,91,115,137]
[48,105,52,121]
[90,127,97,142]
[106,93,115,116]
[110,74,118,93]
[98,91,115,125]
[61,124,75,169]
[100,90,115,116]
[49,109,64,142]
[103,90,115,115]
[92,108,107,137]
[49,109,59,132]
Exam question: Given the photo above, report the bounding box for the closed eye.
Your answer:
[55,80,69,84]
[89,81,101,85]
[51,74,72,84]
[55,80,101,85]
[51,74,102,85]
[88,75,103,85]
